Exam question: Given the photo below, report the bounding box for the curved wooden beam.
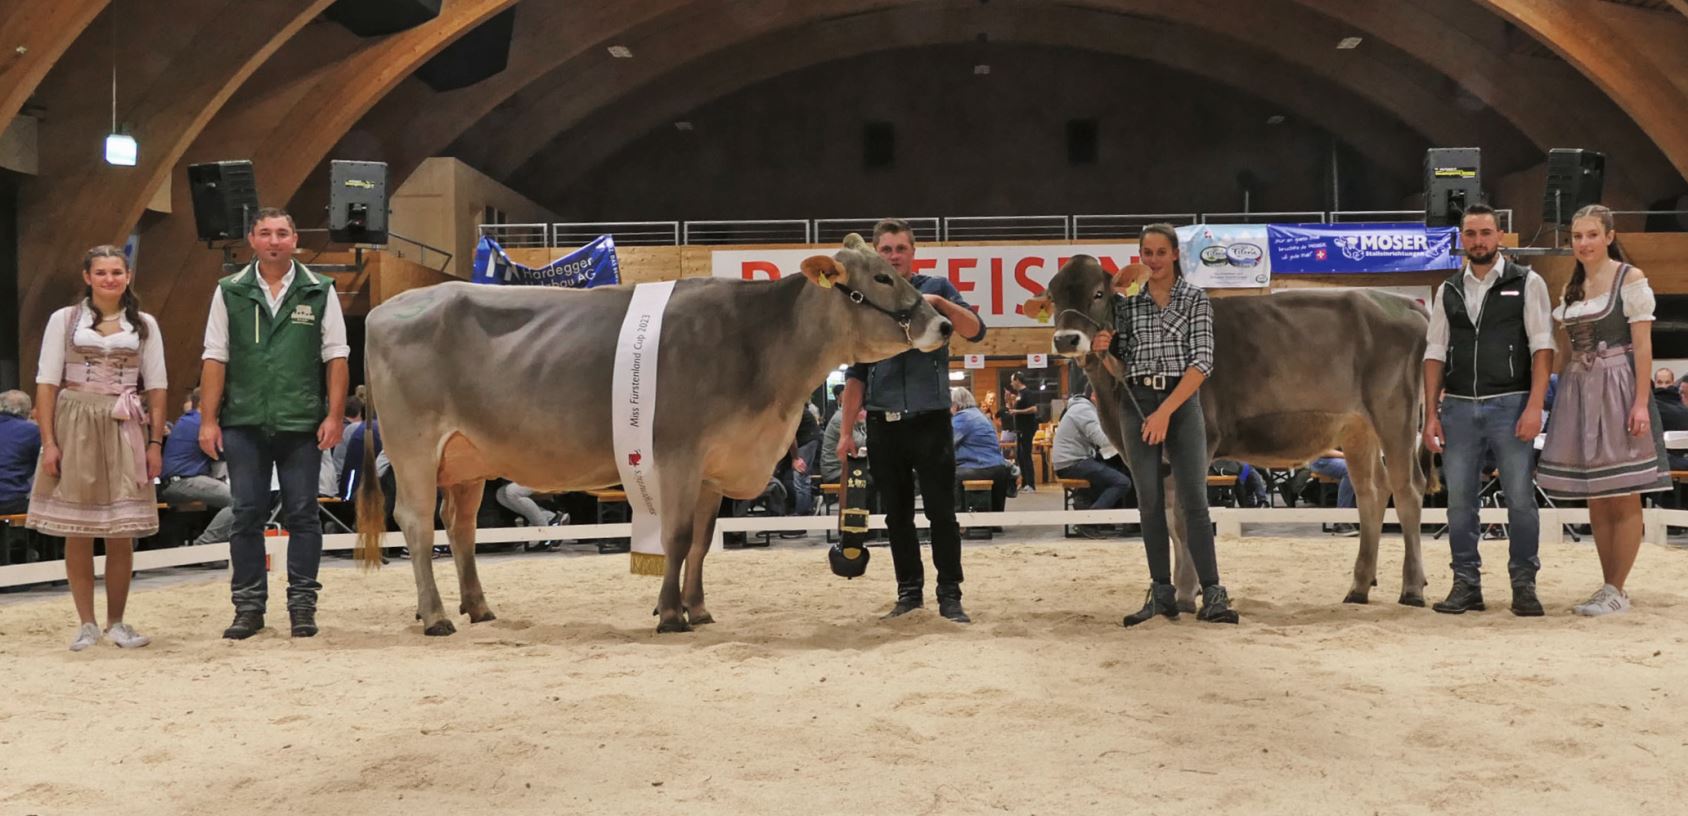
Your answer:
[1288,0,1682,204]
[1475,0,1688,184]
[0,0,107,126]
[515,2,1427,201]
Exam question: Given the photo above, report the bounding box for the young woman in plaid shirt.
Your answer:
[1091,224,1239,626]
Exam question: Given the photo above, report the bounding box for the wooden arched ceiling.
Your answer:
[440,0,1535,188]
[510,2,1431,200]
[1476,0,1688,184]
[0,0,107,127]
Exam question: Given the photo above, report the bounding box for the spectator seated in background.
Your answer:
[158,388,238,547]
[1050,384,1134,538]
[1211,459,1269,508]
[776,402,822,517]
[950,387,1015,512]
[0,389,41,515]
[1656,368,1688,472]
[494,481,569,552]
[1307,449,1359,536]
[820,405,866,485]
[321,396,364,497]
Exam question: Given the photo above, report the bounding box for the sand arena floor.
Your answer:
[3,533,1686,815]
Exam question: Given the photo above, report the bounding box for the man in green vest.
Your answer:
[198,208,349,639]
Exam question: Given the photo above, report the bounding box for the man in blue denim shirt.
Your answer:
[1422,204,1554,617]
[837,219,986,623]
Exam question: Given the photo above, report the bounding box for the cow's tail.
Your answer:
[355,383,386,571]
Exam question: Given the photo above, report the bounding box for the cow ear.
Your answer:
[1022,295,1052,324]
[800,255,845,289]
[1114,262,1150,293]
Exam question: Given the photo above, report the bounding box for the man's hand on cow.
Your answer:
[199,420,223,459]
[1514,410,1542,443]
[1141,409,1171,445]
[1422,416,1443,454]
[317,414,344,451]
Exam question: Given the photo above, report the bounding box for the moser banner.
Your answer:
[1174,224,1272,288]
[472,234,621,288]
[711,244,1139,328]
[1268,223,1460,274]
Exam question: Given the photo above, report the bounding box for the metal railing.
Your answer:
[682,219,810,245]
[1203,211,1326,225]
[943,215,1069,242]
[552,221,679,247]
[813,216,940,245]
[479,222,549,248]
[1071,213,1198,239]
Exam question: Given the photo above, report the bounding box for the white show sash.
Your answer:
[612,281,677,574]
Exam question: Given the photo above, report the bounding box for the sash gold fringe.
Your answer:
[630,551,665,576]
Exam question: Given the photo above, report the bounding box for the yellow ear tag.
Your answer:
[818,275,834,289]
[1034,305,1052,324]
[1124,281,1142,297]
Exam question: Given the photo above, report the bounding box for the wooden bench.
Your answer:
[960,479,994,541]
[1058,478,1090,538]
[587,489,631,553]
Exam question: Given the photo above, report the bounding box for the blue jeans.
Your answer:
[225,427,324,613]
[1117,386,1219,587]
[1440,393,1540,584]
[1308,458,1356,508]
[1055,458,1133,509]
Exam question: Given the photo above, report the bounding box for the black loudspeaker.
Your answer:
[1541,148,1606,227]
[1067,119,1098,165]
[328,161,389,245]
[1424,147,1483,227]
[863,121,895,169]
[415,8,515,91]
[324,0,441,37]
[187,160,260,243]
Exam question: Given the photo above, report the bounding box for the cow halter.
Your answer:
[834,282,917,344]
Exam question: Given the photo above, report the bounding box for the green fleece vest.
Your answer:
[218,262,331,432]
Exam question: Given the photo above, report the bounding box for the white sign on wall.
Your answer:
[1026,353,1048,369]
[964,354,985,369]
[711,244,1140,328]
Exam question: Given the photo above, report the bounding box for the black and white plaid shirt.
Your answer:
[1109,277,1216,378]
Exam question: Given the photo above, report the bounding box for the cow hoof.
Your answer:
[656,619,693,634]
[469,610,497,624]
[1398,594,1427,608]
[424,620,457,637]
[687,612,715,626]
[1342,592,1369,605]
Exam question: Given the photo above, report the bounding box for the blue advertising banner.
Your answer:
[472,234,621,288]
[1267,223,1460,274]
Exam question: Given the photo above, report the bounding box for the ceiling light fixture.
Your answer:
[607,45,633,58]
[1336,36,1362,50]
[973,64,991,75]
[673,121,693,131]
[104,1,136,166]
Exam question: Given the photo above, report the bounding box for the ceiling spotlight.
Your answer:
[104,132,138,166]
[1266,114,1286,125]
[974,64,991,75]
[607,45,633,58]
[1336,36,1362,50]
[673,121,693,131]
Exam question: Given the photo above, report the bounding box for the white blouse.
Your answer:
[35,303,168,389]
[1552,277,1656,323]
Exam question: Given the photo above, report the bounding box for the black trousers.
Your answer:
[866,410,963,592]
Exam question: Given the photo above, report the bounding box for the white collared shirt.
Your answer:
[36,302,168,387]
[1423,255,1555,362]
[201,262,351,363]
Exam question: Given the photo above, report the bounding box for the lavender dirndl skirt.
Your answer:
[1536,344,1671,500]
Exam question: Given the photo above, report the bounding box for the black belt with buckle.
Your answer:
[1130,374,1179,391]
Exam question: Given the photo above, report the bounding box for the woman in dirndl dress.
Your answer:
[27,246,168,650]
[1536,205,1672,617]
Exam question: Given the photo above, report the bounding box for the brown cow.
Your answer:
[1030,257,1432,608]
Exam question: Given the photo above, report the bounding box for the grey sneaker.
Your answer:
[106,621,151,649]
[69,622,102,652]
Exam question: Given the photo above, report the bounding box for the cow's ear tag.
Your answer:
[818,274,834,289]
[1124,281,1142,297]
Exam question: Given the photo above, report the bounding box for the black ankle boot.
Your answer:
[936,584,970,624]
[1122,582,1179,627]
[1433,578,1486,614]
[1510,582,1544,617]
[1197,584,1240,624]
[223,610,265,640]
[884,582,923,619]
[290,608,319,638]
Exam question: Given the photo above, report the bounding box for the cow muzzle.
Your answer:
[1052,329,1090,357]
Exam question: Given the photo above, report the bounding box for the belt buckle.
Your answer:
[885,411,903,422]
[1142,373,1166,390]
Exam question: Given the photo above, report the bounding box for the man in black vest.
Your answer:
[1422,203,1554,616]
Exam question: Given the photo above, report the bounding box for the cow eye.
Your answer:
[1093,290,1104,299]
[873,273,892,284]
